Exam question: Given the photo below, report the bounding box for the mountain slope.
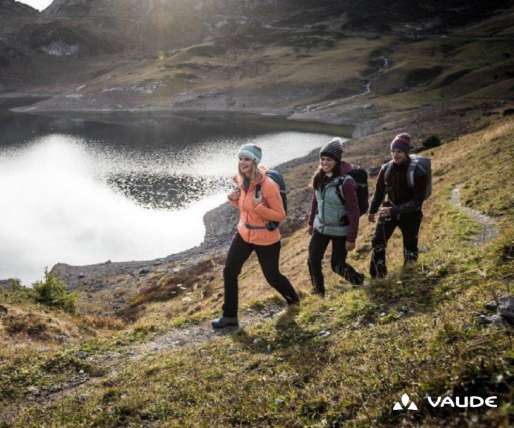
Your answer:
[5,3,510,140]
[1,0,512,96]
[2,112,513,428]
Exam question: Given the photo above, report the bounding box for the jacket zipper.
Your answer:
[244,187,251,241]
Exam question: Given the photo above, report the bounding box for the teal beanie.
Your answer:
[238,144,262,164]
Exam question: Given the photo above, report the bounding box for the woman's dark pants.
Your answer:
[308,229,363,294]
[222,233,299,318]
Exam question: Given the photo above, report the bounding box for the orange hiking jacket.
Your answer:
[229,167,286,246]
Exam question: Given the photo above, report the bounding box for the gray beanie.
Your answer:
[320,137,344,162]
[238,143,262,164]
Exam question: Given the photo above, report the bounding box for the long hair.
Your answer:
[238,160,258,183]
[311,161,342,190]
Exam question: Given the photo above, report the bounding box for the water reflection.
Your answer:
[107,173,228,210]
[0,114,338,283]
[0,136,228,282]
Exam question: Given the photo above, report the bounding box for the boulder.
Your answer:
[498,296,514,325]
[480,296,514,327]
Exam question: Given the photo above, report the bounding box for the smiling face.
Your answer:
[391,149,408,165]
[239,156,255,177]
[320,155,337,174]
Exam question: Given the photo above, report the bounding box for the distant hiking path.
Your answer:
[450,185,498,244]
[295,56,390,115]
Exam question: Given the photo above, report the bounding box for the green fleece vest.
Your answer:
[313,178,350,237]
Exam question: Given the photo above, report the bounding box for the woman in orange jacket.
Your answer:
[212,144,300,329]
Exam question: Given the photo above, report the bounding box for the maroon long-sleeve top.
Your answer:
[308,161,360,243]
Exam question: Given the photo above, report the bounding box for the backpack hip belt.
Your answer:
[244,223,275,231]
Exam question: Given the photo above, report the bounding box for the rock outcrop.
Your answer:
[0,0,37,17]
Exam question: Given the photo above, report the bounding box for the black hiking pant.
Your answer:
[370,211,423,278]
[308,230,364,294]
[222,233,299,317]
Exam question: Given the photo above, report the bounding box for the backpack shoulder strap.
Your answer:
[258,175,280,202]
[260,175,278,197]
[407,159,417,189]
[344,173,355,183]
[335,175,354,204]
[383,161,394,185]
[253,182,263,203]
[342,174,356,192]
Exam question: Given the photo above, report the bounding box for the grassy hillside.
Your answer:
[2,115,512,427]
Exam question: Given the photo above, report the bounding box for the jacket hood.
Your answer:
[340,161,353,175]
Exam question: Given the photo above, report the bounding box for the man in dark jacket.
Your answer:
[368,133,427,278]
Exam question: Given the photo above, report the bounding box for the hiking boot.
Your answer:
[403,250,419,264]
[278,300,300,317]
[341,264,365,286]
[211,316,239,329]
[347,271,365,286]
[311,288,325,298]
[284,292,300,306]
[370,259,387,279]
[287,298,300,307]
[276,303,300,328]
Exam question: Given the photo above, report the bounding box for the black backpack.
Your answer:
[255,170,287,231]
[384,155,432,200]
[336,167,369,216]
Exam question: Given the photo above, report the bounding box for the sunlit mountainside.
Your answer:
[1,0,513,111]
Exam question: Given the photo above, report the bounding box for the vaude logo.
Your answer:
[393,393,498,411]
[393,393,418,411]
[426,396,498,408]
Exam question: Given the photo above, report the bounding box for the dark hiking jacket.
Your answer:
[369,158,427,216]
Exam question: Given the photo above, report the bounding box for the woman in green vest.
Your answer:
[307,138,364,296]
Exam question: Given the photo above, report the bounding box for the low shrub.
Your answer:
[33,270,77,314]
[422,135,442,149]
